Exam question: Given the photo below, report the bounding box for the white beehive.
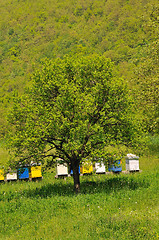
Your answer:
[95,162,106,174]
[56,159,68,176]
[6,172,17,181]
[125,154,139,172]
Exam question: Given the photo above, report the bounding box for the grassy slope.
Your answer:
[0,154,158,240]
[0,0,159,136]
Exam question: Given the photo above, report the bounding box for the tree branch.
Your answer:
[46,138,71,162]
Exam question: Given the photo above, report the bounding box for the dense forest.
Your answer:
[0,0,159,138]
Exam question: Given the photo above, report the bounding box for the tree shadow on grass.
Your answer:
[22,174,150,199]
[22,182,74,199]
[80,175,150,195]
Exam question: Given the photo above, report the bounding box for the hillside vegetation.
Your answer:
[0,0,159,138]
[0,1,158,237]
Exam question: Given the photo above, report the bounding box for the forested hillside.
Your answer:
[0,0,159,137]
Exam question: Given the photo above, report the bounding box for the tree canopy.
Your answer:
[7,55,142,192]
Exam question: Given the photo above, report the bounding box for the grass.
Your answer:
[0,162,159,239]
[0,137,159,239]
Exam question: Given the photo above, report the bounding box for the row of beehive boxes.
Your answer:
[56,161,121,177]
[56,154,140,177]
[0,165,42,182]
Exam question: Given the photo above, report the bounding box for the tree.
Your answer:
[7,55,141,193]
[134,42,159,134]
[133,4,159,134]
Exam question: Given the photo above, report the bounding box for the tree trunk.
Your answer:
[72,160,80,194]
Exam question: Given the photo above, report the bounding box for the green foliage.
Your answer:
[133,39,159,133]
[0,141,10,168]
[146,135,159,156]
[0,0,159,150]
[7,55,142,168]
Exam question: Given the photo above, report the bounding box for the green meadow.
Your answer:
[0,151,159,240]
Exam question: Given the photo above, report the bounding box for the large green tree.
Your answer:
[8,55,141,193]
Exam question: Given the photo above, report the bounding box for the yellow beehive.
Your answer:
[81,162,93,174]
[29,166,42,179]
[0,169,4,181]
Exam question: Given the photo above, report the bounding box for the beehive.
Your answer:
[80,162,93,174]
[95,162,105,174]
[17,167,29,180]
[126,160,139,171]
[108,160,122,173]
[56,162,68,176]
[29,165,42,179]
[6,171,17,181]
[0,169,4,181]
[125,154,139,172]
[70,166,80,175]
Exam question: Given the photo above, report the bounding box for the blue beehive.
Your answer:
[17,167,29,180]
[108,160,122,173]
[70,166,80,175]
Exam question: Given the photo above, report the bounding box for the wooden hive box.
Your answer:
[125,154,139,172]
[80,162,93,175]
[56,162,68,177]
[0,169,5,181]
[95,162,106,174]
[126,159,139,172]
[108,160,122,173]
[17,167,29,180]
[70,166,80,175]
[29,165,42,179]
[6,171,17,181]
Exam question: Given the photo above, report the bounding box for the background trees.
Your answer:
[0,0,158,175]
[1,0,159,138]
[7,55,142,192]
[132,4,159,134]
